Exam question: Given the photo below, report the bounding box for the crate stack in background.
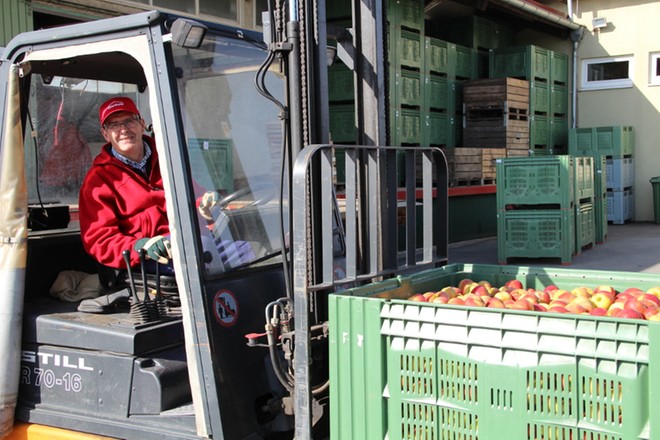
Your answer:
[489,45,569,155]
[573,156,596,254]
[496,155,596,264]
[569,126,635,228]
[386,0,425,147]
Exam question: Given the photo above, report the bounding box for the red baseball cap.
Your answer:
[99,97,141,125]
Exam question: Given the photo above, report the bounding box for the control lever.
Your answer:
[122,250,139,304]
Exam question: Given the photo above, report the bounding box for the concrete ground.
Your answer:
[448,221,660,274]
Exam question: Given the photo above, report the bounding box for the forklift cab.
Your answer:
[1,11,301,440]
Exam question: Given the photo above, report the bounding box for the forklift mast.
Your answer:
[0,2,449,439]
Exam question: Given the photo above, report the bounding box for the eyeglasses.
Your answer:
[104,117,141,131]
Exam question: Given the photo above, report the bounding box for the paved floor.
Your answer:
[448,221,660,274]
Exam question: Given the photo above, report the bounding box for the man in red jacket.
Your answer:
[79,96,171,273]
[79,97,252,277]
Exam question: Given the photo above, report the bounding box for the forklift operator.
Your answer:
[79,97,252,275]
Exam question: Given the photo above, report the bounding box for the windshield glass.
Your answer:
[172,31,287,277]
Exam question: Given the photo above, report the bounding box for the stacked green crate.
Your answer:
[421,36,475,148]
[496,156,575,264]
[574,156,595,254]
[568,126,634,226]
[594,156,608,242]
[436,15,515,51]
[490,46,569,155]
[387,0,425,147]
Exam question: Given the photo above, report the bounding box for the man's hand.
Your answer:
[199,190,222,221]
[134,235,172,264]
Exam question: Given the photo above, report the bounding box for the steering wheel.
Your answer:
[213,182,277,210]
[206,182,277,239]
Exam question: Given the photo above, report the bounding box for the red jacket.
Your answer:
[79,136,169,269]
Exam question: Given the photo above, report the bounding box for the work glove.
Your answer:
[215,239,255,269]
[134,235,172,264]
[198,190,222,221]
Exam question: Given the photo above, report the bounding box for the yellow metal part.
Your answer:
[6,423,117,440]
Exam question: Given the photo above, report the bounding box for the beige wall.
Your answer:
[572,1,660,222]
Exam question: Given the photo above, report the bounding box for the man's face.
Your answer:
[101,111,146,160]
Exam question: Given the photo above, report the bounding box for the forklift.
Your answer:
[0,2,447,439]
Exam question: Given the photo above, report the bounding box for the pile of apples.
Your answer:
[407,278,660,321]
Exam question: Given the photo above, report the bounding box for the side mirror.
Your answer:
[171,18,208,49]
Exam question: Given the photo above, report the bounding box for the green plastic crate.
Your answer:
[574,156,595,201]
[454,43,475,79]
[329,104,357,143]
[390,27,423,69]
[425,75,459,113]
[439,16,514,50]
[328,63,354,103]
[391,107,422,145]
[489,45,550,82]
[568,126,634,158]
[595,194,608,243]
[575,201,595,254]
[550,85,568,116]
[424,37,451,76]
[393,68,422,107]
[496,155,574,209]
[550,117,568,151]
[497,209,575,264]
[424,111,456,147]
[530,80,549,115]
[596,126,634,158]
[568,127,596,156]
[530,115,550,150]
[550,50,569,86]
[387,0,424,31]
[329,263,660,440]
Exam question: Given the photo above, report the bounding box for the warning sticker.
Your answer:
[213,289,239,327]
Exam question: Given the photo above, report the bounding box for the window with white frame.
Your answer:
[650,52,660,85]
[581,56,634,90]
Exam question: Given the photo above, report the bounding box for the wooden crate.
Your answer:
[482,147,529,182]
[462,77,530,149]
[463,77,530,109]
[443,147,483,185]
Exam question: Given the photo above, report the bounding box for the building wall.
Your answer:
[572,0,660,222]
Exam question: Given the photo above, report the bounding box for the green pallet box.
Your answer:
[387,0,424,31]
[496,155,574,209]
[328,63,354,103]
[550,85,568,116]
[497,209,575,264]
[550,50,569,86]
[530,80,550,115]
[391,107,422,145]
[329,104,356,143]
[389,27,423,69]
[574,156,595,201]
[393,67,422,107]
[596,125,634,157]
[575,202,595,255]
[330,263,660,440]
[489,45,551,83]
[424,37,451,76]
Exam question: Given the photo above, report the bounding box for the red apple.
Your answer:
[623,297,646,315]
[509,299,534,311]
[457,278,475,293]
[543,284,559,294]
[408,294,427,302]
[470,284,489,296]
[448,297,465,306]
[646,286,660,299]
[548,306,569,314]
[639,293,660,308]
[643,306,660,320]
[590,307,608,316]
[504,279,524,290]
[617,309,643,320]
[487,297,505,309]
